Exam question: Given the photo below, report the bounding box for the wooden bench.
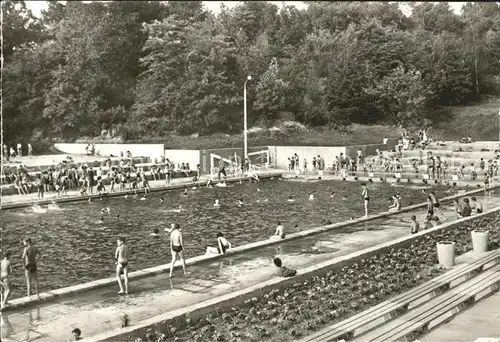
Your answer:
[353,262,500,342]
[297,250,500,342]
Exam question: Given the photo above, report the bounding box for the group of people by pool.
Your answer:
[1,180,489,308]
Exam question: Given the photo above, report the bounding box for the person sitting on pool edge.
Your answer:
[458,198,472,218]
[270,222,285,240]
[273,257,297,277]
[388,195,401,212]
[471,196,483,214]
[217,232,232,254]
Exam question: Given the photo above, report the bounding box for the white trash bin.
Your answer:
[437,241,455,268]
[471,230,489,253]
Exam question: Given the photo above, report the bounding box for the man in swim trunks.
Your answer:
[115,237,129,295]
[426,196,434,219]
[169,224,187,278]
[427,190,444,219]
[1,251,13,307]
[22,238,41,299]
[361,183,369,217]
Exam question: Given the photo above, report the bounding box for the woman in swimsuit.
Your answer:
[115,237,129,295]
[169,224,187,278]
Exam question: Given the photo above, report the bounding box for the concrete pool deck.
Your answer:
[420,288,500,342]
[2,194,500,342]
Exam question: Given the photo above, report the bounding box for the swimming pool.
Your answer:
[1,179,449,298]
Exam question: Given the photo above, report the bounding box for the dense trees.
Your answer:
[3,1,500,145]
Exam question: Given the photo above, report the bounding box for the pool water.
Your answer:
[1,179,449,298]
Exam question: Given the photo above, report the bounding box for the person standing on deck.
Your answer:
[115,237,129,295]
[169,224,187,278]
[1,251,13,307]
[22,238,41,299]
[361,183,369,217]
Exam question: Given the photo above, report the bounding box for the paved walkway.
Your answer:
[420,290,500,342]
[2,195,500,342]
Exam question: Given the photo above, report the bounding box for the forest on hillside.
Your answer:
[3,1,500,146]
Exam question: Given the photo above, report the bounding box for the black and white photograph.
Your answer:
[1,1,500,341]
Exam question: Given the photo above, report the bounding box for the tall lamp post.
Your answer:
[244,75,252,160]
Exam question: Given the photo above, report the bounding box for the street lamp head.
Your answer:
[247,75,252,81]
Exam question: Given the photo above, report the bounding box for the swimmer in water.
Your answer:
[216,181,227,187]
[151,228,160,237]
[48,201,60,210]
[183,189,188,196]
[263,198,269,203]
[140,195,147,201]
[342,194,348,200]
[207,179,214,188]
[330,192,336,198]
[287,195,295,202]
[168,205,183,213]
[160,198,164,204]
[238,198,244,206]
[309,193,315,200]
[214,199,221,207]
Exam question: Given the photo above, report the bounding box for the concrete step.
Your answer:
[395,151,496,159]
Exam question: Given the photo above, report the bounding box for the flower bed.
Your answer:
[136,212,500,342]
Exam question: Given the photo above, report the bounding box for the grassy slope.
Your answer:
[431,96,500,142]
[123,97,500,150]
[150,124,401,150]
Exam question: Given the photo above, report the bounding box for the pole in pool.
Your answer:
[244,75,252,160]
